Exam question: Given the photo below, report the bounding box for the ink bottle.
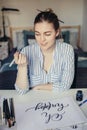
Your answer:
[76,90,83,101]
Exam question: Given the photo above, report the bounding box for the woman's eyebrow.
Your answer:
[35,31,52,33]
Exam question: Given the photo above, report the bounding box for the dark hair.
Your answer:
[34,9,60,31]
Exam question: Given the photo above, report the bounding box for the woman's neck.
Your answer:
[42,44,56,56]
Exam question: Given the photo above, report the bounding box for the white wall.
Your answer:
[1,0,83,27]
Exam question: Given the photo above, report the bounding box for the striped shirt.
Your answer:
[15,40,74,94]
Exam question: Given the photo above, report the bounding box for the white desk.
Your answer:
[0,89,87,130]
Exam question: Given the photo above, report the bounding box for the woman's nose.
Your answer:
[40,35,45,42]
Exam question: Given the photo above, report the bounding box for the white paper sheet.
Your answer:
[15,96,87,130]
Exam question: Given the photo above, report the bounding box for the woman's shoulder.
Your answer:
[22,42,38,51]
[56,40,73,50]
[21,42,40,56]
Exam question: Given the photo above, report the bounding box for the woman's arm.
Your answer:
[52,45,74,91]
[14,52,29,94]
[33,83,52,91]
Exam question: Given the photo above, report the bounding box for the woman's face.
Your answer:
[34,21,59,52]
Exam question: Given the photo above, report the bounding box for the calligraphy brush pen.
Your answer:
[3,99,6,125]
[4,99,12,127]
[9,98,16,126]
[9,48,21,67]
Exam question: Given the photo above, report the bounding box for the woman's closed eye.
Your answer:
[45,33,51,36]
[35,31,52,36]
[35,33,40,36]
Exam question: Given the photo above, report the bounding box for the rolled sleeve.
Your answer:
[15,84,29,95]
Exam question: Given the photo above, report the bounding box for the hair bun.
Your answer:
[37,8,54,13]
[45,8,54,13]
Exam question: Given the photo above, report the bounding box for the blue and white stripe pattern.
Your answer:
[15,40,74,94]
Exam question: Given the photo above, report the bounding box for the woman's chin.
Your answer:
[41,46,49,51]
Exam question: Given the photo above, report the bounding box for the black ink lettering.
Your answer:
[25,106,35,112]
[35,102,51,111]
[41,112,51,123]
[25,102,69,112]
[41,111,65,124]
[51,111,65,121]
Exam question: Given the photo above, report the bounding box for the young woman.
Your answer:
[14,9,74,94]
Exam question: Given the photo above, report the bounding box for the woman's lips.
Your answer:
[40,42,47,46]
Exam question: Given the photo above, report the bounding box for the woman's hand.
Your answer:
[33,84,52,91]
[14,52,28,66]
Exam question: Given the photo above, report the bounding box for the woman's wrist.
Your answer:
[18,64,28,72]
